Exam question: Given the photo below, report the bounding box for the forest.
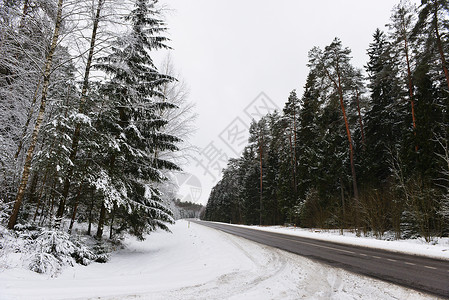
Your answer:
[0,0,195,274]
[204,0,449,241]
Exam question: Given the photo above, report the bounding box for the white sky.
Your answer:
[160,0,421,205]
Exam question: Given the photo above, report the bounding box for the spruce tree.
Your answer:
[297,72,321,200]
[93,0,179,239]
[364,29,405,184]
[283,91,300,198]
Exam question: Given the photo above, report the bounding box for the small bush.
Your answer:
[71,241,96,266]
[92,243,110,263]
[28,229,76,276]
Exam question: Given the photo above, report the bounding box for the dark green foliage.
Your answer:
[91,0,180,238]
[205,2,449,239]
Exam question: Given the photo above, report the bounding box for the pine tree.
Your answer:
[413,0,449,89]
[308,38,363,228]
[388,0,419,149]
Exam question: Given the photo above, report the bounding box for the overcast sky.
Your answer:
[160,0,421,205]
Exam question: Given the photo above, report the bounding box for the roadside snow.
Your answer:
[0,220,436,299]
[226,223,449,261]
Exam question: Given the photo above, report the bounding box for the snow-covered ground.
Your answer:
[227,223,449,261]
[0,220,437,299]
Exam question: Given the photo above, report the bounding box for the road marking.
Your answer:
[207,223,449,276]
[256,231,357,255]
[206,223,449,282]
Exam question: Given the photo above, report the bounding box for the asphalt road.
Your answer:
[193,220,449,298]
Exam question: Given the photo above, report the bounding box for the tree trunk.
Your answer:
[87,191,95,235]
[15,77,41,159]
[56,0,105,222]
[47,181,57,227]
[109,205,116,239]
[401,15,418,151]
[355,89,366,149]
[337,69,360,227]
[96,201,106,239]
[97,153,116,239]
[288,132,295,190]
[33,170,48,222]
[8,0,65,230]
[323,59,360,228]
[28,173,39,203]
[38,194,48,226]
[434,5,449,90]
[68,185,83,234]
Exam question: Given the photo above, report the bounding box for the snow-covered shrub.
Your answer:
[0,224,16,268]
[0,200,10,224]
[28,229,76,276]
[29,251,61,274]
[1,221,113,276]
[71,240,96,266]
[92,243,110,263]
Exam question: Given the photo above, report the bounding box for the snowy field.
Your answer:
[0,220,438,300]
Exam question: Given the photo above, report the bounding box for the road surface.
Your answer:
[193,220,449,298]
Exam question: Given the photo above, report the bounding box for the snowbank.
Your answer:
[224,223,449,261]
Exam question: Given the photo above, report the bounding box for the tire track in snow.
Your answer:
[158,230,290,299]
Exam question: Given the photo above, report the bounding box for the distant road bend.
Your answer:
[192,220,449,298]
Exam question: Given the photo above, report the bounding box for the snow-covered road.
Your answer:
[0,220,436,299]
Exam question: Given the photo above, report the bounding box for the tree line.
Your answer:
[0,0,189,241]
[204,0,449,241]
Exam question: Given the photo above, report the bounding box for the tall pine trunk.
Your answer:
[337,85,360,225]
[433,6,449,90]
[324,61,360,227]
[56,0,105,223]
[401,13,418,151]
[355,89,366,149]
[8,0,65,229]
